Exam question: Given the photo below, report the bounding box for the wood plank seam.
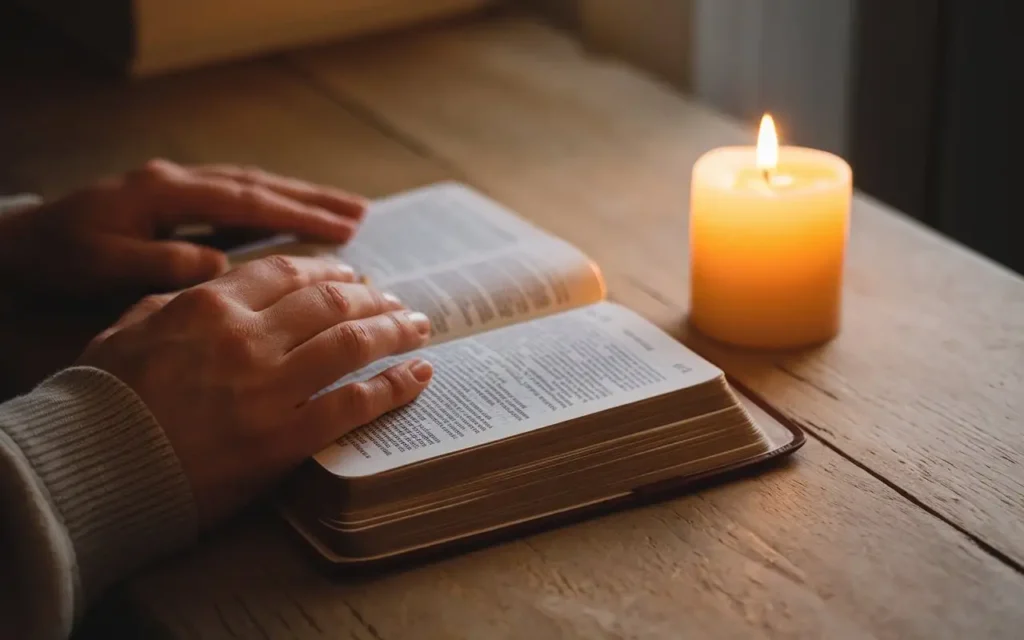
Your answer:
[790,414,1024,577]
[213,603,239,638]
[775,365,841,402]
[237,596,271,640]
[277,577,324,634]
[279,56,458,169]
[341,598,385,640]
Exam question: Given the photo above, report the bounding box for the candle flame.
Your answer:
[756,114,779,172]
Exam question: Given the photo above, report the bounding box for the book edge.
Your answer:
[279,385,805,568]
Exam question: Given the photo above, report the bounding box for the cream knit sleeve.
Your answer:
[0,367,198,640]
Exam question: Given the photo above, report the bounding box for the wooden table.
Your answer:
[3,10,1023,640]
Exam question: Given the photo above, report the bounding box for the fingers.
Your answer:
[136,160,362,243]
[210,255,357,310]
[193,165,367,221]
[98,237,228,290]
[284,310,432,398]
[288,359,434,460]
[262,283,404,350]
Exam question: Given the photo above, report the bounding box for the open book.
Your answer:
[231,183,804,565]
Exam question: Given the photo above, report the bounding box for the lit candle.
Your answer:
[689,115,852,349]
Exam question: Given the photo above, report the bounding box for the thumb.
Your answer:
[105,237,229,290]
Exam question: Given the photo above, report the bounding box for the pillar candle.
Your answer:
[689,115,853,349]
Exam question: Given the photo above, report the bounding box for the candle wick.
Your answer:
[762,169,771,184]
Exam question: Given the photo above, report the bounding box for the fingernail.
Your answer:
[409,359,434,383]
[406,311,431,336]
[334,262,355,277]
[382,291,402,306]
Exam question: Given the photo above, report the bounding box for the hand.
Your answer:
[78,255,434,525]
[0,159,368,298]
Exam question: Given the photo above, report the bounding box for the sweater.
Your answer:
[0,195,198,640]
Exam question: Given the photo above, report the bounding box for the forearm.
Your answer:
[0,368,197,639]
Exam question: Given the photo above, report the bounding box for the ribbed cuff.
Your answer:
[1,367,198,607]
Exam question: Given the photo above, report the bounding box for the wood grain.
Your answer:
[116,436,1024,639]
[0,45,447,198]
[290,15,1024,567]
[3,12,1023,640]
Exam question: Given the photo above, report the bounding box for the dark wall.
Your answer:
[851,0,1017,273]
[934,1,1013,272]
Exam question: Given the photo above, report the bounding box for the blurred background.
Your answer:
[2,0,1015,273]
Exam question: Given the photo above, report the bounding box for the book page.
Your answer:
[229,182,604,342]
[314,302,723,477]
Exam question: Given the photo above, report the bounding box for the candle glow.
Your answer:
[688,113,853,349]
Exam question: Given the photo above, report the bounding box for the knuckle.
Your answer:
[333,322,374,363]
[346,383,378,422]
[134,158,176,185]
[260,254,302,281]
[317,282,351,316]
[143,157,173,173]
[368,288,391,312]
[239,165,266,184]
[86,329,114,352]
[175,286,232,317]
[387,311,419,344]
[139,293,166,307]
[136,293,171,314]
[235,183,271,208]
[379,369,406,402]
